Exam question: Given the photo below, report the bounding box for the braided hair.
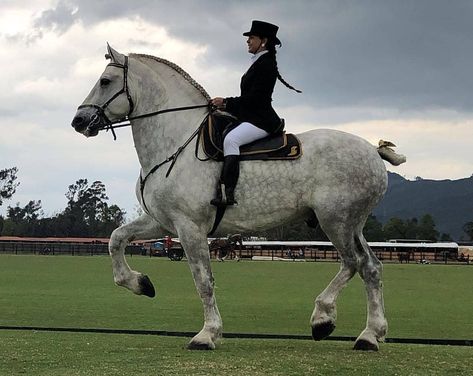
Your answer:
[266,40,302,93]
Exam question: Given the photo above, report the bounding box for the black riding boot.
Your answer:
[210,155,240,206]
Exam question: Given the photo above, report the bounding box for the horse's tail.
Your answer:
[377,140,406,166]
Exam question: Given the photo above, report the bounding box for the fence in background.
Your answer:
[0,240,144,256]
[0,238,470,265]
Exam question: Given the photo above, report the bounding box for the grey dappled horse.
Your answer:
[72,45,406,351]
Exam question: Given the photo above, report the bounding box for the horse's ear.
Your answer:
[105,42,114,60]
[105,43,125,64]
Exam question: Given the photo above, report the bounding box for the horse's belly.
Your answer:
[219,171,310,233]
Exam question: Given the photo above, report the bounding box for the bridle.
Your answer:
[77,56,135,139]
[77,55,209,140]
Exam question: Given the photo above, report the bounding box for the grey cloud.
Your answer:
[33,0,78,34]
[27,0,473,116]
[294,0,473,112]
[7,0,79,44]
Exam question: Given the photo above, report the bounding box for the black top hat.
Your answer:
[243,20,281,45]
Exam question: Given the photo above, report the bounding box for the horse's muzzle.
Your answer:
[71,108,104,137]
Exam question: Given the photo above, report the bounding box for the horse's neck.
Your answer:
[130,58,208,172]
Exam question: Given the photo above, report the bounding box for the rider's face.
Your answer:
[247,35,267,54]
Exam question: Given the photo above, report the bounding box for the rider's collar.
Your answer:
[250,50,268,67]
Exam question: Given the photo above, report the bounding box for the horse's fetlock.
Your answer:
[315,298,335,313]
[114,271,135,286]
[114,277,127,287]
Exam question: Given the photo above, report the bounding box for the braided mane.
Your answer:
[130,53,211,101]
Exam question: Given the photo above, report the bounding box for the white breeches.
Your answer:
[223,122,269,156]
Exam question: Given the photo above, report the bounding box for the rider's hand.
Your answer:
[210,97,226,109]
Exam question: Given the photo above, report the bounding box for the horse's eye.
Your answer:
[100,78,111,86]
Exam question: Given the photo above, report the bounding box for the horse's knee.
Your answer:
[109,226,132,253]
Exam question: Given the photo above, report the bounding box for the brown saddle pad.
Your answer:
[198,112,302,162]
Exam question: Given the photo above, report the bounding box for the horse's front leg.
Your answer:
[109,213,162,297]
[177,224,222,350]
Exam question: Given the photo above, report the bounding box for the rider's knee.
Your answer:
[223,136,240,155]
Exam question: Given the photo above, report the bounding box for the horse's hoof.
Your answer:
[353,339,379,351]
[139,275,155,297]
[187,341,215,350]
[311,321,336,341]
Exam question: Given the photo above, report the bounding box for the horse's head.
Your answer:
[71,44,134,137]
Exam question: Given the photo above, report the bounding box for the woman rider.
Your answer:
[210,20,301,206]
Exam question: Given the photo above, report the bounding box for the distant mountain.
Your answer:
[372,172,473,241]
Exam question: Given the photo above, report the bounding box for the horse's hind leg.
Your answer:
[109,213,163,297]
[310,228,357,340]
[352,234,387,351]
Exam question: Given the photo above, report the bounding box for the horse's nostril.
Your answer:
[72,116,84,128]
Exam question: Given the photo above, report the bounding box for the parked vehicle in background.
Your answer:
[150,236,184,261]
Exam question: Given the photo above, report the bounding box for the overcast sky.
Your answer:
[1,0,472,219]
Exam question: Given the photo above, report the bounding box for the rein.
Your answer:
[103,103,210,141]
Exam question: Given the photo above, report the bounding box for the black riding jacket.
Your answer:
[225,53,281,133]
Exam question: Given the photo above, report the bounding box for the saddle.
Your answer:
[198,111,302,162]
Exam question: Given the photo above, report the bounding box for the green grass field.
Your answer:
[0,255,472,375]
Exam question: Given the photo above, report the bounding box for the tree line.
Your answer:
[1,166,473,241]
[0,167,125,238]
[246,213,457,242]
